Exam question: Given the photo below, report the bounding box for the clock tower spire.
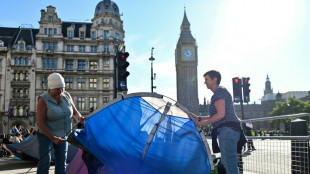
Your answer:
[175,9,199,114]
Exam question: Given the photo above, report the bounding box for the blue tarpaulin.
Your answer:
[73,93,211,174]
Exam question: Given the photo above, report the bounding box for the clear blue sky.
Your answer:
[1,0,310,104]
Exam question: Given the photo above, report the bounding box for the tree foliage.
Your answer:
[269,98,310,131]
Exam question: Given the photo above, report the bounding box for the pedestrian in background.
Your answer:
[190,70,246,174]
[245,122,256,150]
[36,73,85,174]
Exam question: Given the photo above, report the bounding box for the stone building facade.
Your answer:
[0,0,125,135]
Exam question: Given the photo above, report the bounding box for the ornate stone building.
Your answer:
[0,0,125,135]
[175,10,199,114]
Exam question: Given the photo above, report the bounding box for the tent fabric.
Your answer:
[72,92,212,174]
[6,134,78,162]
[66,149,88,174]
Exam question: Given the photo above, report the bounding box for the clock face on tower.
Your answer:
[183,48,193,60]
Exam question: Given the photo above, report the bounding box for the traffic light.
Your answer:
[117,51,130,91]
[232,77,242,103]
[242,77,251,103]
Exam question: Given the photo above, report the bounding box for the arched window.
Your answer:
[20,72,24,81]
[17,88,20,98]
[13,106,17,116]
[20,89,24,98]
[25,72,29,81]
[15,57,19,65]
[12,88,16,98]
[18,106,23,116]
[25,57,29,65]
[24,106,29,116]
[25,89,29,98]
[20,57,25,65]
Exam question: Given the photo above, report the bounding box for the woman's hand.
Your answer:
[52,136,65,145]
[189,112,199,121]
[78,116,86,124]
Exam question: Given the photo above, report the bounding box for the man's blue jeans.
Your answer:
[217,127,240,174]
[37,132,68,174]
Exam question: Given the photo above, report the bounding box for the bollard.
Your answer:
[290,119,309,174]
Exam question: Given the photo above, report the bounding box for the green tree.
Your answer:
[270,98,310,132]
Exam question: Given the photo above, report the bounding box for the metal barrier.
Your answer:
[207,113,310,174]
[239,136,309,174]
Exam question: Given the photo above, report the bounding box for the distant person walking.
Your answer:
[245,122,256,150]
[36,73,85,174]
[190,70,246,174]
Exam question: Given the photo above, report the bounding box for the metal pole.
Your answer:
[113,52,118,99]
[149,47,155,93]
[151,61,153,93]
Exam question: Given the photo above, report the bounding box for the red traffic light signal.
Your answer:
[121,52,129,60]
[232,77,242,103]
[242,77,251,103]
[234,78,239,84]
[117,52,130,91]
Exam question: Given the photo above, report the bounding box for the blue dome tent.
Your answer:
[70,92,213,174]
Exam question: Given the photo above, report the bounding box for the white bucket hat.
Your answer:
[47,73,65,89]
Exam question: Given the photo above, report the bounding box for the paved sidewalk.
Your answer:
[0,156,55,173]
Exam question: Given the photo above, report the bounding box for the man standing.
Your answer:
[245,122,256,150]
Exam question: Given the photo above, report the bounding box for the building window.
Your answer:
[77,97,85,110]
[103,97,109,104]
[43,58,57,69]
[20,57,25,65]
[89,61,98,71]
[77,78,86,89]
[43,42,57,51]
[91,46,97,53]
[12,106,17,117]
[79,46,85,52]
[68,31,73,38]
[19,72,25,81]
[89,78,97,89]
[49,28,53,35]
[89,97,97,110]
[103,78,110,89]
[49,16,53,22]
[80,31,85,38]
[19,44,24,51]
[44,28,48,34]
[78,60,86,70]
[15,57,19,65]
[54,28,57,35]
[104,30,109,38]
[42,77,47,89]
[25,57,29,65]
[104,44,109,52]
[67,45,74,52]
[115,33,119,40]
[44,43,48,50]
[18,106,24,116]
[66,60,74,70]
[65,78,74,89]
[12,88,16,98]
[91,31,96,39]
[103,60,110,69]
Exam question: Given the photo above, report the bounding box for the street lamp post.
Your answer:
[149,47,156,93]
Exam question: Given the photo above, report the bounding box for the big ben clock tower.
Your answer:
[175,9,199,114]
